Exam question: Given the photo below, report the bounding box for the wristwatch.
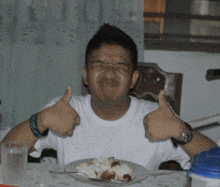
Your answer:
[172,122,194,146]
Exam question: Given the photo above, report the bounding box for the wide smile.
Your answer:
[99,80,119,88]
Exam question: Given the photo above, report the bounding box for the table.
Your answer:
[0,163,190,187]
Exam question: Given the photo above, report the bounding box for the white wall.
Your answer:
[144,50,220,142]
[144,50,220,121]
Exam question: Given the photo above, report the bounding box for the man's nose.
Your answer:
[103,65,117,78]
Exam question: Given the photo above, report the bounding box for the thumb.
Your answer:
[61,85,72,103]
[158,90,168,108]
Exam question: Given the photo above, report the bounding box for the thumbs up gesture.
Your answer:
[143,90,185,140]
[38,85,80,136]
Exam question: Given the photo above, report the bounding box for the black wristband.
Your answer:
[30,113,49,138]
[171,122,193,147]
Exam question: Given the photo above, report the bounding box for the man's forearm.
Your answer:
[182,131,218,159]
[0,120,38,158]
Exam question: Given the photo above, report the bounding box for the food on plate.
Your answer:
[76,157,132,181]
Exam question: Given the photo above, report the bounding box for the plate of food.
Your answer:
[64,157,149,186]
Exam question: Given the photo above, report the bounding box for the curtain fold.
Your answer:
[0,0,144,128]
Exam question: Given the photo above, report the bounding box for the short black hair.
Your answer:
[85,24,138,70]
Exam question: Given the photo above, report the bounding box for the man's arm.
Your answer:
[1,120,38,150]
[0,86,80,162]
[144,90,218,159]
[182,131,217,158]
[0,120,38,162]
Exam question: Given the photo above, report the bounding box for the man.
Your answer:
[1,24,217,170]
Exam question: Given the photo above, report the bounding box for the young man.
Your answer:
[1,24,217,170]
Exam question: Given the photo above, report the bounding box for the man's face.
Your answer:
[83,44,139,103]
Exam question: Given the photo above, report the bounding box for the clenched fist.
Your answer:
[37,85,80,136]
[143,90,186,141]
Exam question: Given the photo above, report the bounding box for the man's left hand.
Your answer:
[143,90,186,140]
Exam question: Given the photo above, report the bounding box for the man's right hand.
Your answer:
[37,85,80,136]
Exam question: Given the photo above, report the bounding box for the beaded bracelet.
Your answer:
[30,113,49,138]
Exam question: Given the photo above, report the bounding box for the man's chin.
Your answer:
[99,93,128,104]
[101,95,119,103]
[91,88,129,103]
[92,93,119,103]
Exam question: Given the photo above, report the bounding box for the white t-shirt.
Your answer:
[30,95,190,170]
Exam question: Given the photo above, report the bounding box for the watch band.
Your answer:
[171,122,193,147]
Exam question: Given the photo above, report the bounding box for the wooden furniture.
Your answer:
[206,69,220,81]
[143,0,166,34]
[130,62,183,115]
[28,148,57,163]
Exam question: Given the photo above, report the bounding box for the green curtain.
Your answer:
[0,0,144,128]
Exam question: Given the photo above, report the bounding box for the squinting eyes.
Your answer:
[90,62,132,71]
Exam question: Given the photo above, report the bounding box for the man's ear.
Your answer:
[130,70,139,89]
[82,66,88,85]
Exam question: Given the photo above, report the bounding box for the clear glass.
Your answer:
[1,141,28,186]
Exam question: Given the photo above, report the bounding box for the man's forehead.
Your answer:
[88,44,132,62]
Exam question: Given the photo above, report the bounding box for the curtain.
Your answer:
[0,0,144,128]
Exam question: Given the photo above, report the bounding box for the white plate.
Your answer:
[64,158,149,186]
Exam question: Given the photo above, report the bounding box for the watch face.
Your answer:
[182,129,193,144]
[172,123,194,145]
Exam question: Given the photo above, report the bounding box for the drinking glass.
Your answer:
[1,141,28,186]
